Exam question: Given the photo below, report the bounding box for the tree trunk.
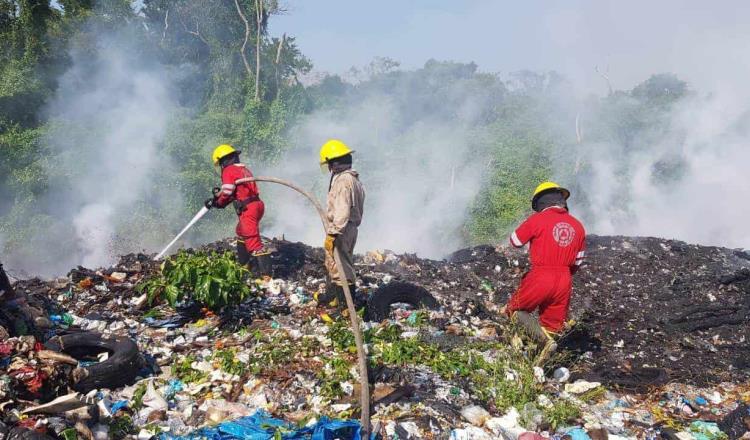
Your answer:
[274,33,285,100]
[234,0,253,79]
[254,0,263,101]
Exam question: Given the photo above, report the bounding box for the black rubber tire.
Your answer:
[7,428,55,440]
[365,281,440,322]
[45,332,141,393]
[718,403,750,440]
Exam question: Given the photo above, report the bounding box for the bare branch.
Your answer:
[254,0,263,101]
[179,13,208,46]
[234,0,253,78]
[274,33,285,65]
[274,33,286,100]
[161,9,169,44]
[595,65,613,95]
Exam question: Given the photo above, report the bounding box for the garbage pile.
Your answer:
[0,235,748,440]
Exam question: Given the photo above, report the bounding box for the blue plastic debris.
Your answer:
[165,379,184,400]
[110,400,128,414]
[565,428,592,440]
[606,399,630,409]
[688,421,724,440]
[694,396,708,406]
[158,410,374,440]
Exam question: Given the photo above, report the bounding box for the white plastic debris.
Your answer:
[142,381,168,411]
[533,366,545,383]
[461,404,490,425]
[564,380,601,394]
[536,394,553,408]
[92,424,109,440]
[553,367,571,383]
[485,407,525,440]
[109,272,127,282]
[708,391,722,404]
[330,403,351,412]
[450,426,494,440]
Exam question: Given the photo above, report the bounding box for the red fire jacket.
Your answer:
[510,207,586,270]
[215,164,264,250]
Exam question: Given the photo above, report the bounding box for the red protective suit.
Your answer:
[215,163,265,252]
[506,206,586,332]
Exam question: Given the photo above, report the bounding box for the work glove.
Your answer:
[324,234,337,253]
[204,197,217,210]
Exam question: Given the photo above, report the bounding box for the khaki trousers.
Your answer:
[325,223,358,285]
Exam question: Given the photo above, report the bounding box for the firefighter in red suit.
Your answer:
[505,181,586,360]
[205,144,271,276]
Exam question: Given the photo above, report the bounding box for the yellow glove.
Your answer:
[324,234,336,252]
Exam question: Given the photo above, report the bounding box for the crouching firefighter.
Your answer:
[504,181,586,363]
[205,144,272,276]
[315,140,365,309]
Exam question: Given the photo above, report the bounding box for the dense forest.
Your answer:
[0,0,694,275]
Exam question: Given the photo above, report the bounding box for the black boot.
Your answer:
[512,311,557,366]
[254,254,272,277]
[315,284,340,307]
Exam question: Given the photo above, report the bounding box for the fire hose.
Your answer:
[232,176,371,438]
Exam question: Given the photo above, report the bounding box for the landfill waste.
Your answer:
[0,235,748,439]
[158,409,372,440]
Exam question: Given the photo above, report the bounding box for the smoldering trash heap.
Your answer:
[0,235,749,439]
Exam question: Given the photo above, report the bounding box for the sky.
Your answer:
[271,0,750,94]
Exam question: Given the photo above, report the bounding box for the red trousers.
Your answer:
[506,267,572,332]
[236,200,264,252]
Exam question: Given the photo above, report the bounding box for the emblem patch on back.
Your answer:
[553,222,575,247]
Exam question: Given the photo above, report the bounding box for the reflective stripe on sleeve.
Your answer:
[221,183,235,195]
[510,231,523,247]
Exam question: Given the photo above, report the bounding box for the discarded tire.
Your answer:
[718,403,750,440]
[365,281,440,322]
[45,332,141,393]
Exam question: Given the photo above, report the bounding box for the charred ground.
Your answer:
[7,234,750,388]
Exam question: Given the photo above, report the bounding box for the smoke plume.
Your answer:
[578,89,750,250]
[261,78,487,258]
[27,33,180,275]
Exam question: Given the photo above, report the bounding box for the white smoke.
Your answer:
[39,34,177,271]
[72,203,114,268]
[582,89,750,250]
[262,88,486,258]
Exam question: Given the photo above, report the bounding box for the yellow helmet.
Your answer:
[212,144,240,165]
[319,139,353,165]
[532,181,570,210]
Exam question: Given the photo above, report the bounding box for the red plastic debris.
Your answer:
[0,341,13,356]
[10,365,48,394]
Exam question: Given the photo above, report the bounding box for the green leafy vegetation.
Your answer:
[108,415,136,440]
[130,382,148,410]
[543,399,582,430]
[327,317,561,413]
[212,348,247,376]
[173,355,209,384]
[137,250,251,309]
